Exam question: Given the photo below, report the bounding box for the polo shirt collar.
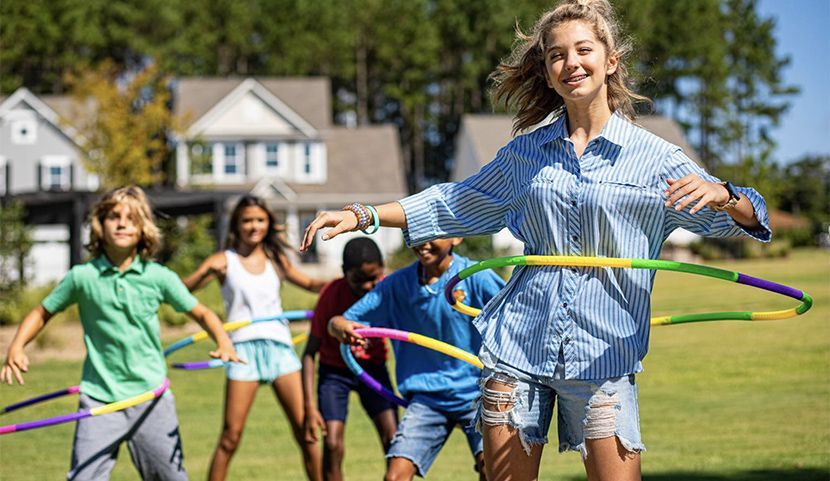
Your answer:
[93,254,145,275]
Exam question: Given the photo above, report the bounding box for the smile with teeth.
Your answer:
[563,74,588,84]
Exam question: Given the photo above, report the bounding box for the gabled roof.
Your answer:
[456,113,702,170]
[175,77,331,133]
[287,125,406,197]
[0,88,84,146]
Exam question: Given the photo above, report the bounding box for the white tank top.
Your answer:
[220,250,290,345]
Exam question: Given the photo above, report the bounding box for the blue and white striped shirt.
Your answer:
[399,112,771,380]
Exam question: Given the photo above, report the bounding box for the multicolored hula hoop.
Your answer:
[445,255,813,324]
[0,379,170,436]
[339,327,482,407]
[165,310,312,370]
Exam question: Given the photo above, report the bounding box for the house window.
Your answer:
[40,157,71,191]
[224,144,241,175]
[303,144,312,174]
[190,143,212,175]
[11,119,37,145]
[266,143,280,168]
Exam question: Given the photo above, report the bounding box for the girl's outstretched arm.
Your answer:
[1,306,52,385]
[182,252,227,292]
[300,202,407,252]
[277,251,327,293]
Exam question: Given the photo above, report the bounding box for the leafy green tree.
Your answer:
[64,61,182,188]
[0,201,33,291]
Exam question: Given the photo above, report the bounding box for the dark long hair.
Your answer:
[224,195,292,271]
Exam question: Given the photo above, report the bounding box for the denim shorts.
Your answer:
[387,401,482,477]
[226,339,301,383]
[477,347,645,459]
[317,363,397,422]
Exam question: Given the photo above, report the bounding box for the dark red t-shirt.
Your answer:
[311,278,388,369]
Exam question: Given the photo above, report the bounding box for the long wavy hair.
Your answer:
[87,186,161,259]
[490,0,649,134]
[224,195,291,271]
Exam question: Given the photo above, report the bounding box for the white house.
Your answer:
[171,77,408,276]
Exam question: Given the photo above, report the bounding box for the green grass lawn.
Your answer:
[1,249,828,480]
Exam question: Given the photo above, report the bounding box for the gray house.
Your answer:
[1,78,408,282]
[451,113,702,256]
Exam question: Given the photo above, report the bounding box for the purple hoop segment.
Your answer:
[0,379,170,436]
[2,385,80,414]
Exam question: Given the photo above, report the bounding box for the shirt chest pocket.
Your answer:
[128,288,162,321]
[591,179,662,219]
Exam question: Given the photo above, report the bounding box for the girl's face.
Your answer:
[237,206,270,246]
[102,202,141,252]
[543,20,618,107]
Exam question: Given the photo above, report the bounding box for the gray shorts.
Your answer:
[68,391,187,481]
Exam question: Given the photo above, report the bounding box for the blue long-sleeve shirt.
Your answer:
[399,112,771,380]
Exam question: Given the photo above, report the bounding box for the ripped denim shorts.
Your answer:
[476,346,645,459]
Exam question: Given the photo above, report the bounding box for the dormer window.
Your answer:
[11,118,37,145]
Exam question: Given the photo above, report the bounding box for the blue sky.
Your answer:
[757,0,830,163]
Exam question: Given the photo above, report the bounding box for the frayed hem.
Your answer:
[561,434,646,461]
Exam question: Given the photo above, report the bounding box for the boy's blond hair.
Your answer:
[86,186,162,259]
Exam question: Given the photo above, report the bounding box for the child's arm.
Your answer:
[1,306,53,385]
[301,335,326,443]
[276,251,327,293]
[186,303,242,363]
[182,252,226,292]
[327,316,368,346]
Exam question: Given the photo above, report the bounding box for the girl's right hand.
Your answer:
[304,408,327,443]
[1,347,29,385]
[301,210,359,252]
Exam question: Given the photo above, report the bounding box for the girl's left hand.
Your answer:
[210,342,245,364]
[665,174,731,214]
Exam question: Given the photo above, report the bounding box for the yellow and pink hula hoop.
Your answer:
[339,328,482,407]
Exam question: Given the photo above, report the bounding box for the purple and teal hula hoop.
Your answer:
[339,327,483,407]
[0,379,169,436]
[165,310,312,370]
[444,255,813,324]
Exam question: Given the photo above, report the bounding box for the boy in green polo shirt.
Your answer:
[1,186,240,481]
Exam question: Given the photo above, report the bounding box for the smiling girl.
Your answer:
[184,195,325,481]
[300,1,771,479]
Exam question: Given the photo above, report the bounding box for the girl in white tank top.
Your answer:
[184,195,326,481]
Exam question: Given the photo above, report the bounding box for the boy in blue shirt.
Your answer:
[329,238,504,480]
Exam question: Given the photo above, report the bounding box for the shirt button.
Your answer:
[562,302,568,308]
[571,200,577,207]
[563,337,571,345]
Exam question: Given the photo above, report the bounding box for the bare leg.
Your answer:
[371,408,398,452]
[322,420,345,481]
[384,457,417,481]
[272,371,323,481]
[481,376,543,481]
[584,436,641,481]
[208,380,259,481]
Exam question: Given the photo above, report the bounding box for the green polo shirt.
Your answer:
[42,255,198,402]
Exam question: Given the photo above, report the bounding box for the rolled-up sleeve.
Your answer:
[662,148,771,242]
[399,146,515,247]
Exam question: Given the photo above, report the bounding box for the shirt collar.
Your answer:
[537,110,631,149]
[93,254,145,275]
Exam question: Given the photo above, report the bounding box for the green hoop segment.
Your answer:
[444,255,812,325]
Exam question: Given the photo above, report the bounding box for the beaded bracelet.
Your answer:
[342,203,370,231]
[362,205,380,235]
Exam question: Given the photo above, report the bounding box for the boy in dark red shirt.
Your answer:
[301,238,397,481]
